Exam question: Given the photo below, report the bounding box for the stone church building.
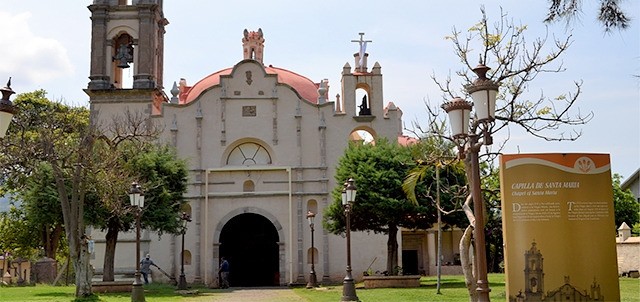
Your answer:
[85,0,461,286]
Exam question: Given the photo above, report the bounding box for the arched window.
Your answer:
[307,199,318,215]
[227,142,272,165]
[355,87,371,116]
[180,203,192,218]
[307,247,319,264]
[349,129,375,145]
[112,33,134,88]
[182,250,192,265]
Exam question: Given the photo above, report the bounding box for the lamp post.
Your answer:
[306,210,318,289]
[341,178,359,302]
[441,63,499,302]
[129,182,145,302]
[177,211,192,290]
[0,77,17,138]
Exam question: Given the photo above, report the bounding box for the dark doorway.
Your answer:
[402,250,419,275]
[219,213,280,287]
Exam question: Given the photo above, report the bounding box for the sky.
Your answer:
[1,0,638,179]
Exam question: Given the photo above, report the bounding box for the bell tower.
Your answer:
[340,33,383,119]
[87,0,168,90]
[523,241,544,301]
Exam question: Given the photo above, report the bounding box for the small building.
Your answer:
[0,255,31,285]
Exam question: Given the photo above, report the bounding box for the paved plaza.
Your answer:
[208,287,306,302]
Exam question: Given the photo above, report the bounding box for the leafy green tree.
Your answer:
[0,91,165,296]
[85,143,188,281]
[612,173,639,229]
[0,90,100,296]
[0,205,40,260]
[18,162,66,259]
[325,138,466,275]
[480,167,503,274]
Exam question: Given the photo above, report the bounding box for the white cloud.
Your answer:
[0,11,73,85]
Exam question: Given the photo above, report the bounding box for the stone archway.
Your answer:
[218,212,281,287]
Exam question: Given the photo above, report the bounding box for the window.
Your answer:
[227,142,271,165]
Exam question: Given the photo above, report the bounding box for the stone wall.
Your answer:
[617,239,640,275]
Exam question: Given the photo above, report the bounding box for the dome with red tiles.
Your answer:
[179,64,320,105]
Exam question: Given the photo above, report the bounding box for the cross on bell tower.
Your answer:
[351,32,372,72]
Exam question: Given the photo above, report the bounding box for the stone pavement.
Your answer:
[208,287,307,302]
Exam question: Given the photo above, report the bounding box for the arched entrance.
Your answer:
[219,213,280,287]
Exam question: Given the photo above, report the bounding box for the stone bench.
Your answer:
[92,280,133,293]
[363,275,421,288]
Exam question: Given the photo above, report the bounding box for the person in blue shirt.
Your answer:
[219,257,230,288]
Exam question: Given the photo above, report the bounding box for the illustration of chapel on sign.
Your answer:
[509,241,605,302]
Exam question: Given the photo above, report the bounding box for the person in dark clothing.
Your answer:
[219,257,230,288]
[140,254,158,284]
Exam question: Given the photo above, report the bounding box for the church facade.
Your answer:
[84,0,414,286]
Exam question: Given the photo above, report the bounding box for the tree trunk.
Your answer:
[52,159,93,298]
[102,225,119,281]
[460,154,479,302]
[460,225,477,302]
[386,224,399,275]
[74,238,93,297]
[44,224,63,259]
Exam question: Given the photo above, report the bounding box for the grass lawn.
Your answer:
[0,274,637,301]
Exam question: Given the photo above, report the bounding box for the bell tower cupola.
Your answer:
[87,0,168,90]
[242,28,265,64]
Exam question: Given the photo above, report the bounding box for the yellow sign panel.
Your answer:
[500,153,619,302]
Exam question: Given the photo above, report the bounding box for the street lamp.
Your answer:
[441,63,499,302]
[177,211,192,290]
[129,182,145,302]
[341,178,359,302]
[306,210,318,289]
[0,77,17,138]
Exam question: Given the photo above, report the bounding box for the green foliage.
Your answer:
[324,139,423,235]
[632,222,640,236]
[0,89,89,260]
[84,142,188,238]
[0,205,39,259]
[481,168,504,273]
[1,90,90,190]
[612,173,640,229]
[403,137,469,228]
[128,145,189,235]
[325,138,468,274]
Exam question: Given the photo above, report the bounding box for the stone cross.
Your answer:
[351,33,372,68]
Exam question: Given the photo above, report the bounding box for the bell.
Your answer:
[117,58,130,69]
[113,43,133,69]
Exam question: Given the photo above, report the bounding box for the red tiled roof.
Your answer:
[398,135,418,146]
[180,65,319,104]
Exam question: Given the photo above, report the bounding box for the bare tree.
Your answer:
[415,8,592,301]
